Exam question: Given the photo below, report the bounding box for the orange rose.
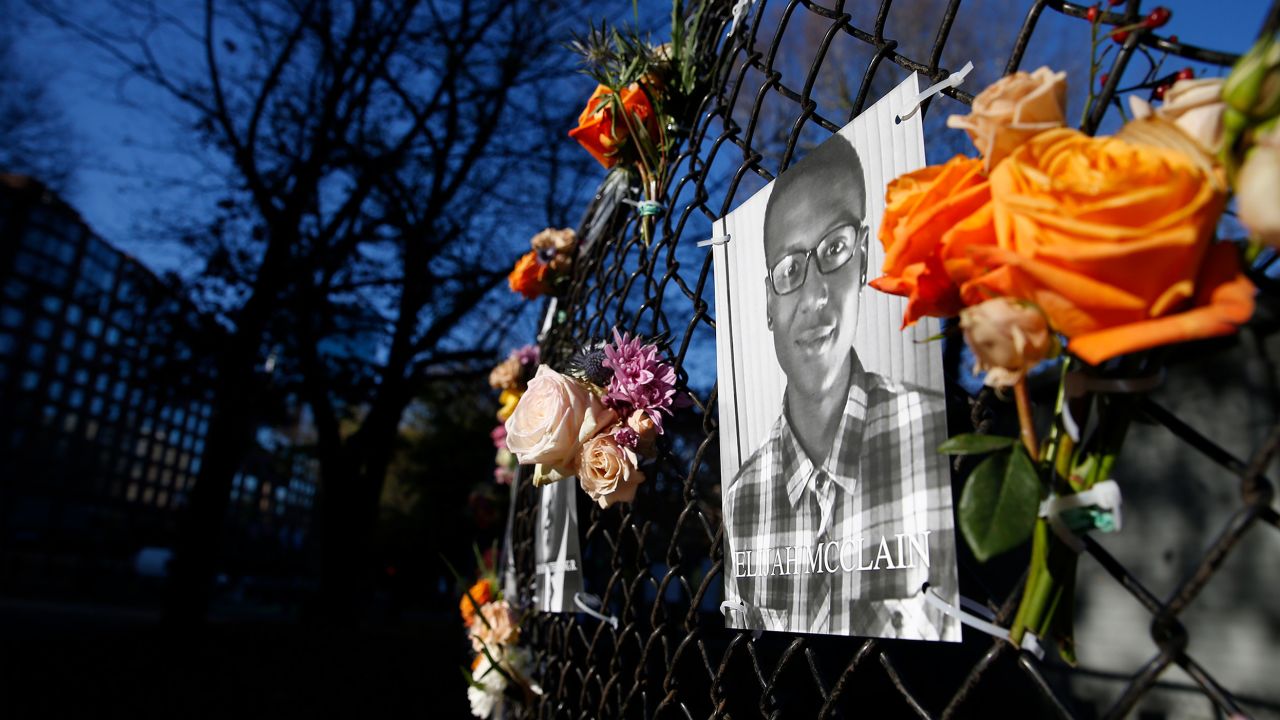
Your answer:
[568,83,658,169]
[459,578,495,627]
[508,251,550,299]
[958,128,1253,365]
[869,155,993,326]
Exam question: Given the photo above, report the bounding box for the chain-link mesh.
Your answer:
[510,2,1280,717]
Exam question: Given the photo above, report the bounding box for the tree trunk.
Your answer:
[315,402,405,623]
[162,332,260,626]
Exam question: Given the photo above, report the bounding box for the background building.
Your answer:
[0,174,317,601]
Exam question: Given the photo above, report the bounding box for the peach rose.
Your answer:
[508,251,550,299]
[488,355,523,391]
[1129,78,1226,154]
[504,365,616,476]
[869,155,993,326]
[626,410,658,457]
[469,599,519,652]
[530,227,576,255]
[568,83,659,169]
[946,66,1067,171]
[577,432,645,508]
[960,298,1057,387]
[957,128,1253,365]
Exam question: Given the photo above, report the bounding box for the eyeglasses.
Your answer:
[767,223,867,296]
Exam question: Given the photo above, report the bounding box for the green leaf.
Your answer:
[938,433,1018,455]
[959,446,1041,562]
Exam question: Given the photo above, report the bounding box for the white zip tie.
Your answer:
[1040,479,1124,553]
[920,583,1010,641]
[719,599,764,640]
[573,592,618,630]
[697,234,731,248]
[896,61,974,123]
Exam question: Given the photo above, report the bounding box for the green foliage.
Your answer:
[938,433,1017,455]
[958,444,1042,562]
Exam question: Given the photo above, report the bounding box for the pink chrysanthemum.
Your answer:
[601,329,677,432]
[490,424,507,449]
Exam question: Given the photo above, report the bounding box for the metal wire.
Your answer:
[510,1,1280,717]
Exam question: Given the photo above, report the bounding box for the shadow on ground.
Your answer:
[0,597,472,718]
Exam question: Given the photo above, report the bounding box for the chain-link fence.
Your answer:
[511,1,1280,717]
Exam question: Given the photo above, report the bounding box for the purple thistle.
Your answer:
[601,329,678,432]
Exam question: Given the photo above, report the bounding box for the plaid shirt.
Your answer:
[722,362,958,640]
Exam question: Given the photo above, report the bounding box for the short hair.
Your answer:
[763,134,867,251]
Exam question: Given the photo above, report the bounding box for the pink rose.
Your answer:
[577,432,645,508]
[504,365,616,476]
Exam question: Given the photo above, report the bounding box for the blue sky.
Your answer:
[7,0,1273,277]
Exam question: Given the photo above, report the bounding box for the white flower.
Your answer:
[468,654,507,718]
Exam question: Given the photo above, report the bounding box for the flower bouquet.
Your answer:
[455,549,540,718]
[567,1,714,245]
[489,344,541,486]
[508,228,578,300]
[869,21,1276,658]
[502,330,677,507]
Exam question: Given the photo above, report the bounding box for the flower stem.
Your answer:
[1014,377,1040,460]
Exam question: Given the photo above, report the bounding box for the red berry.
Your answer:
[1111,29,1130,43]
[1099,72,1110,87]
[1087,5,1099,22]
[1176,67,1195,81]
[1144,7,1171,28]
[1108,0,1123,5]
[1154,84,1167,100]
[1168,34,1179,44]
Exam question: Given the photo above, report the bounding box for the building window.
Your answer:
[33,318,53,340]
[1,305,22,328]
[0,332,15,355]
[26,343,44,365]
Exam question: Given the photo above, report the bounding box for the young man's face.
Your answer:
[764,163,865,400]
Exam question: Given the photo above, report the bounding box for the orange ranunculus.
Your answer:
[568,83,658,170]
[460,577,495,627]
[508,251,550,299]
[957,128,1253,365]
[869,155,994,326]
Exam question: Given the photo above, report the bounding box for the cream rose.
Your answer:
[469,599,519,653]
[946,66,1067,171]
[1237,131,1280,246]
[577,432,645,508]
[504,365,615,476]
[960,298,1057,388]
[1129,78,1226,154]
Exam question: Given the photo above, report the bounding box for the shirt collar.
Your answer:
[780,354,871,509]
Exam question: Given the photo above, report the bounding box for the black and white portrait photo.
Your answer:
[534,473,584,612]
[712,75,960,641]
